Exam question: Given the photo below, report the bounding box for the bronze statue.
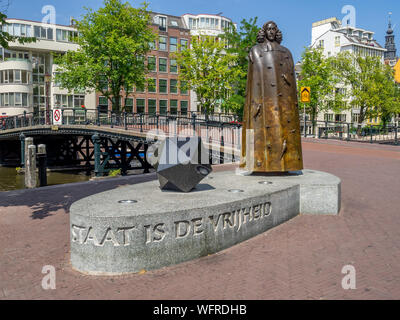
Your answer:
[240,21,303,172]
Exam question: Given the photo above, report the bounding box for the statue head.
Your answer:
[261,21,282,44]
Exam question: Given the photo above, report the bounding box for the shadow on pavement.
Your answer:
[0,173,157,220]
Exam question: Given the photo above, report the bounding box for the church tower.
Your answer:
[385,12,397,66]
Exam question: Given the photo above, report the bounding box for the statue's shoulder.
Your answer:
[277,44,294,57]
[250,44,263,54]
[248,44,263,62]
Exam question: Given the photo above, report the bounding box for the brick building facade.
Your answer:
[96,12,192,115]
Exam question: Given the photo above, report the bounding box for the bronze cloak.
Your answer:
[240,40,303,172]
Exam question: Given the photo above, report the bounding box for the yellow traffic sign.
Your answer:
[300,87,311,103]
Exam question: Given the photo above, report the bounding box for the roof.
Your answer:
[312,17,341,28]
[149,12,188,30]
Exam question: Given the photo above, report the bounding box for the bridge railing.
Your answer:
[0,110,243,157]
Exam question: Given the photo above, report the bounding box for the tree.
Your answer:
[334,52,400,131]
[0,2,36,48]
[374,62,400,128]
[220,17,260,117]
[297,47,345,134]
[54,0,155,112]
[174,34,244,115]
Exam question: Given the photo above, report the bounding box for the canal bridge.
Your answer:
[0,110,242,176]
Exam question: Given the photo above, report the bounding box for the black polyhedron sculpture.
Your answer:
[150,137,212,193]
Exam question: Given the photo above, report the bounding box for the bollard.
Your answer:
[24,137,34,169]
[25,145,37,188]
[37,144,47,187]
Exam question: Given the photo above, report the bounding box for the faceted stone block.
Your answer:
[151,137,212,192]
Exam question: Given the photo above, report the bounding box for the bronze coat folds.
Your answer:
[240,22,303,172]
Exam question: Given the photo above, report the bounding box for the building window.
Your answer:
[159,79,168,94]
[170,37,177,52]
[159,16,167,31]
[0,92,30,107]
[148,78,156,93]
[159,100,168,115]
[135,82,145,93]
[159,58,167,72]
[170,99,178,115]
[124,98,133,113]
[149,40,156,50]
[170,79,178,94]
[170,59,178,73]
[0,70,31,84]
[98,96,109,112]
[180,39,188,50]
[56,29,77,42]
[180,100,188,115]
[324,113,334,122]
[136,98,145,114]
[148,99,156,114]
[318,40,324,48]
[148,56,156,72]
[335,36,340,47]
[180,81,188,95]
[159,36,167,51]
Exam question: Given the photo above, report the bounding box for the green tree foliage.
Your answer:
[220,17,260,116]
[297,47,345,133]
[54,0,155,112]
[0,10,36,48]
[174,34,244,114]
[334,52,400,130]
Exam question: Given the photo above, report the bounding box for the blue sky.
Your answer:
[4,0,400,62]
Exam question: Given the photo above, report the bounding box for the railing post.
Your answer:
[209,136,213,165]
[19,133,25,167]
[395,125,398,145]
[92,133,101,177]
[23,111,26,127]
[192,112,197,136]
[72,109,76,125]
[220,123,224,164]
[347,123,350,142]
[156,114,159,134]
[140,114,143,133]
[124,112,127,130]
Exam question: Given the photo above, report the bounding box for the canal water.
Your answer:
[0,166,91,191]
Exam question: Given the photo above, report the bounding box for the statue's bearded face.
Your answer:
[265,23,277,41]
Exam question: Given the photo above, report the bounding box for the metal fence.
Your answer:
[301,120,399,145]
[0,109,242,162]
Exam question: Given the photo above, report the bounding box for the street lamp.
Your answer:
[44,73,51,125]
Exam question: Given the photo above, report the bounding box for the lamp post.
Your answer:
[44,73,51,125]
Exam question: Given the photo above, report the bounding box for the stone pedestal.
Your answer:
[69,169,341,275]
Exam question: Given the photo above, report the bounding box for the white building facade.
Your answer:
[181,14,236,112]
[0,19,96,118]
[310,17,386,124]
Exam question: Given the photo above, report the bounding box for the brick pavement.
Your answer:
[0,138,399,300]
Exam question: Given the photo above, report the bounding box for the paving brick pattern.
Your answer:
[0,139,399,300]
